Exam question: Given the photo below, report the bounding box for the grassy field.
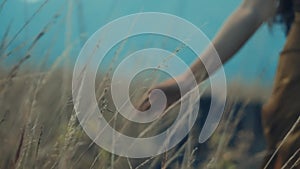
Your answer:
[0,0,292,168]
[0,64,271,169]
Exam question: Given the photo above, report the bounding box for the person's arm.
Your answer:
[189,0,277,83]
[139,0,277,111]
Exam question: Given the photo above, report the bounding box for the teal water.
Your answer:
[0,0,286,85]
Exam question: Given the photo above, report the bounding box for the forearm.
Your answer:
[188,6,265,84]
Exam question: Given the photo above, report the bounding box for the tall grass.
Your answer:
[1,0,298,169]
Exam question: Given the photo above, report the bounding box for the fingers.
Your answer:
[138,97,151,111]
[138,89,168,112]
[138,89,163,112]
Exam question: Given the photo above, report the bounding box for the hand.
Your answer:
[138,74,192,111]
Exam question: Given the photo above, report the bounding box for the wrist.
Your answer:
[177,72,197,95]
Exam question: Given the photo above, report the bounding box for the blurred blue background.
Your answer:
[0,0,286,86]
